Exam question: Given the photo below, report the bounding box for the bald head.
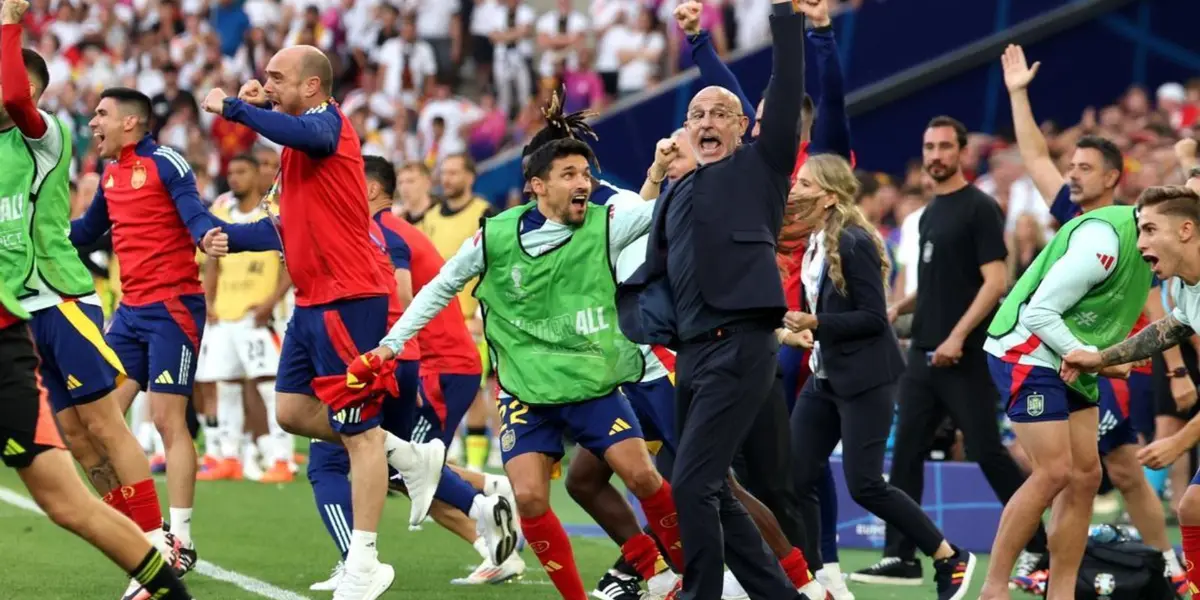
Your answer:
[684,86,747,164]
[264,45,333,115]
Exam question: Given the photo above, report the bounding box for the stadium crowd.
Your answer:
[4,0,1200,600]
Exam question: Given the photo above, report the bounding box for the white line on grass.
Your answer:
[0,486,312,600]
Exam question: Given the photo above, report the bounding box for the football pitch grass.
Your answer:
[0,466,1174,600]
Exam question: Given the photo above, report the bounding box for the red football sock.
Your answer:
[101,489,132,518]
[637,480,685,569]
[1182,525,1200,595]
[781,547,814,588]
[122,479,164,534]
[621,532,667,581]
[520,510,587,600]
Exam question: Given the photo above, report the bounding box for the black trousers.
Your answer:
[674,330,798,600]
[792,377,945,564]
[884,346,1048,560]
[731,366,807,550]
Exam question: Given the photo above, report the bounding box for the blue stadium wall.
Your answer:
[475,0,1200,202]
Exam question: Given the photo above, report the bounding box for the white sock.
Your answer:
[201,423,221,460]
[384,432,416,472]
[345,530,379,571]
[168,507,192,545]
[256,380,293,463]
[483,473,511,496]
[216,382,244,458]
[1164,548,1184,575]
[469,495,485,521]
[472,536,489,561]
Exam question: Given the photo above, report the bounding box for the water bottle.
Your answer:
[1115,524,1142,541]
[1089,524,1120,543]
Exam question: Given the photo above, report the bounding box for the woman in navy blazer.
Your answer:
[781,155,977,600]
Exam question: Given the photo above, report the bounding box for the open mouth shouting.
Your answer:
[569,190,589,208]
[1142,250,1161,275]
[698,134,723,156]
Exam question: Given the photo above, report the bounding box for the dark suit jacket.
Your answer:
[806,225,905,397]
[617,7,806,346]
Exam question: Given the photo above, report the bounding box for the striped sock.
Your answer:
[129,548,190,599]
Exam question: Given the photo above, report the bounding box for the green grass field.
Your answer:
[0,466,1172,600]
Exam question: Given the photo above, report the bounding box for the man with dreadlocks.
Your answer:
[351,98,683,600]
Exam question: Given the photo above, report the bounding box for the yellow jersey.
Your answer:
[418,197,494,318]
[210,201,283,322]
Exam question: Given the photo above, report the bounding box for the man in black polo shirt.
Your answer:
[853,116,1050,586]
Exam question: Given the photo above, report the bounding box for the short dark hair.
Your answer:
[229,153,259,169]
[363,155,398,197]
[525,138,596,183]
[443,153,476,176]
[99,88,153,128]
[926,115,968,149]
[1137,186,1200,222]
[1075,135,1125,183]
[22,49,49,94]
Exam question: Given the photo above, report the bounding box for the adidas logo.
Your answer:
[3,439,24,457]
[609,418,631,436]
[66,375,82,391]
[154,371,175,385]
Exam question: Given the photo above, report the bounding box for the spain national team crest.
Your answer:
[1026,393,1045,417]
[131,163,147,189]
[501,428,516,453]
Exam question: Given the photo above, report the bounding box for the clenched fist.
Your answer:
[202,88,228,115]
[673,1,702,36]
[239,80,268,106]
[0,0,29,25]
[653,138,679,170]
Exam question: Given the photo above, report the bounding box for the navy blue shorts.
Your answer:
[30,301,125,412]
[381,360,420,438]
[106,294,205,396]
[411,372,480,444]
[621,376,676,456]
[988,355,1092,423]
[276,296,388,435]
[1098,376,1146,456]
[497,389,643,465]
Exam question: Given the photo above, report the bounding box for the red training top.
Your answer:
[374,210,482,376]
[367,220,420,361]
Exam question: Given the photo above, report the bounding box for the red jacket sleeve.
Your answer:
[1,24,47,139]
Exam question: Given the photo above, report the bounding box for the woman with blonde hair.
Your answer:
[782,154,978,600]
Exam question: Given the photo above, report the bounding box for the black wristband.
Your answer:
[1188,166,1200,180]
[810,24,833,33]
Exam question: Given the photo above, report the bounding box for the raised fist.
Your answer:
[0,0,30,25]
[238,80,268,106]
[653,138,680,170]
[202,88,228,115]
[673,1,702,36]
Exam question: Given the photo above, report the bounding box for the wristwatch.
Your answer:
[1171,366,1189,379]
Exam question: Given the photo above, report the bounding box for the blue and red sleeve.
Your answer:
[1,24,46,139]
[1049,184,1080,226]
[221,98,341,158]
[151,147,281,252]
[374,213,412,270]
[806,26,851,160]
[70,183,111,246]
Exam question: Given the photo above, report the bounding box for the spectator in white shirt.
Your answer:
[489,0,536,118]
[418,83,485,165]
[535,0,590,79]
[376,15,439,111]
[731,0,771,51]
[342,64,398,124]
[591,0,639,97]
[975,148,1054,239]
[283,5,333,50]
[403,0,462,81]
[612,7,664,98]
[468,0,503,91]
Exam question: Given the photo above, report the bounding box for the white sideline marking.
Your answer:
[0,486,312,600]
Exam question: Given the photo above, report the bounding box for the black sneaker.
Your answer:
[591,571,642,600]
[933,546,976,600]
[849,557,923,585]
